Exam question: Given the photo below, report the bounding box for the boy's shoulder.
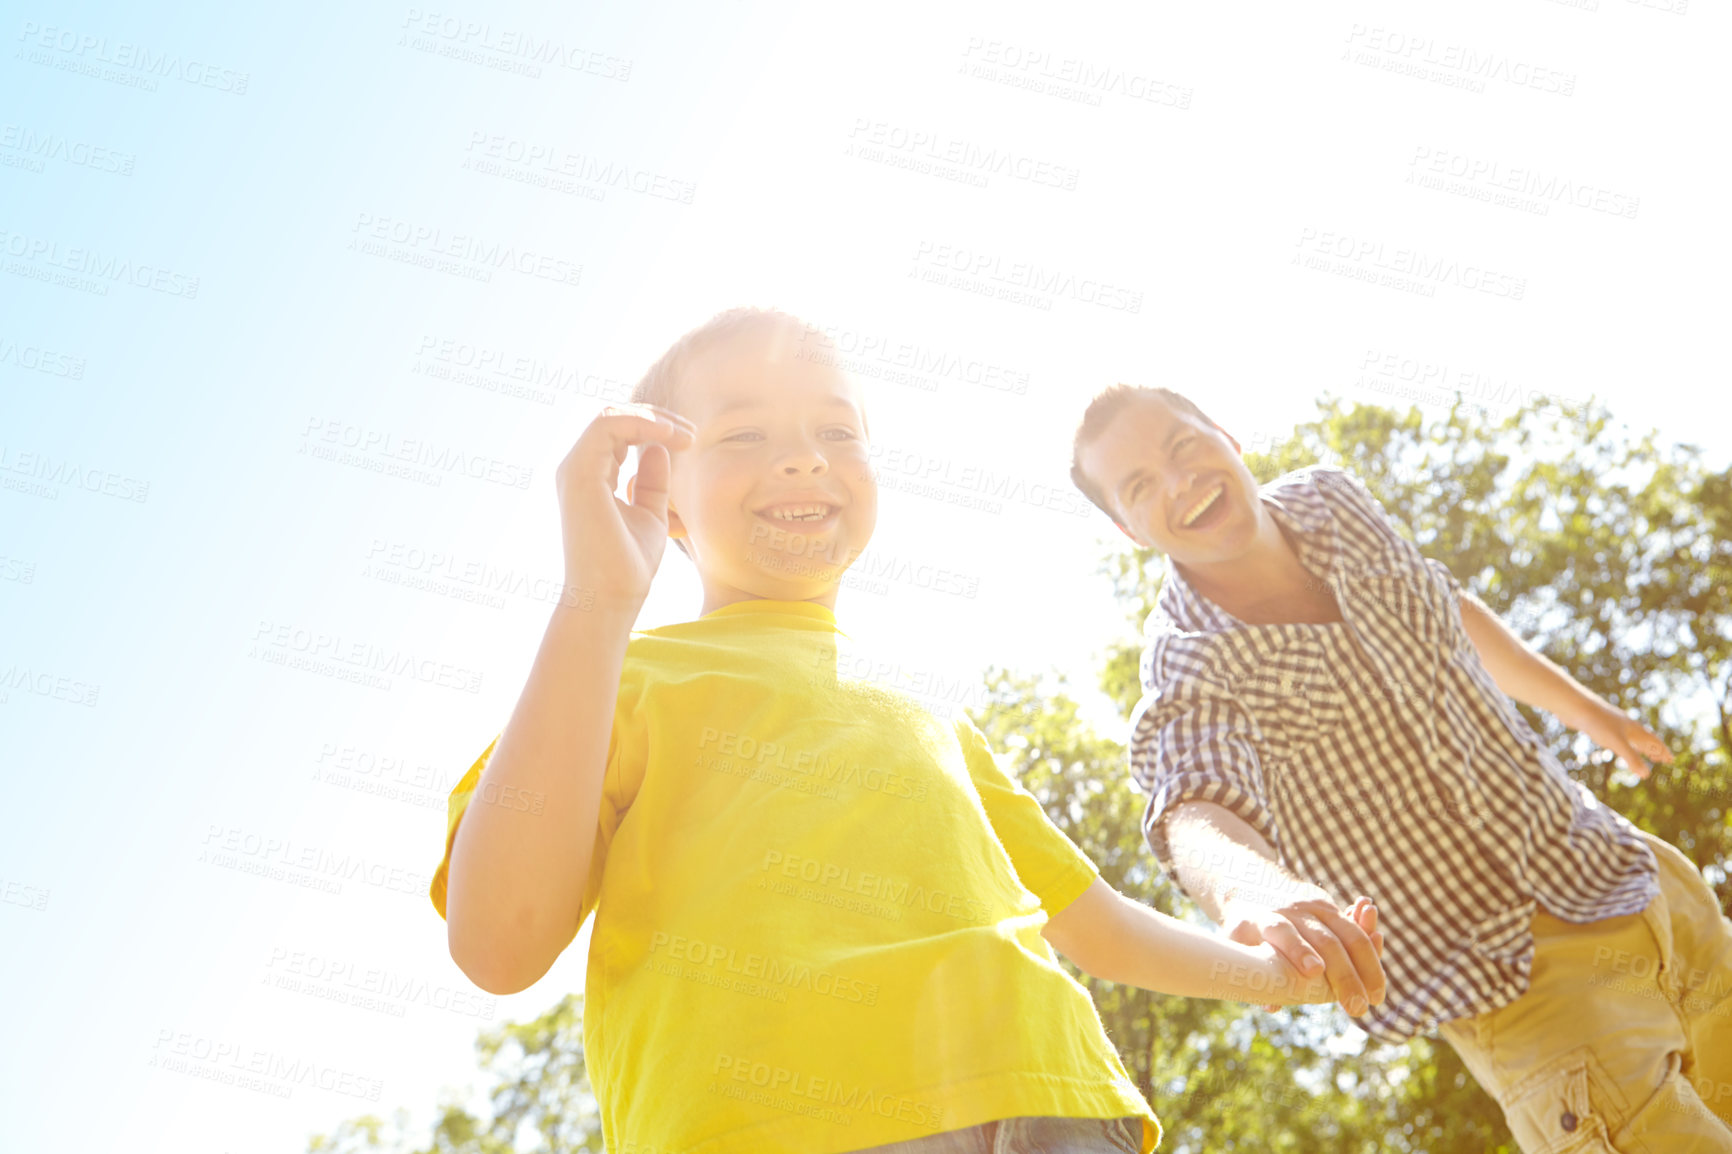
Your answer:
[621,616,982,737]
[615,606,843,698]
[622,606,835,655]
[610,619,732,696]
[616,619,747,678]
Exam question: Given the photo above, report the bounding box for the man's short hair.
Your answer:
[1069,385,1220,524]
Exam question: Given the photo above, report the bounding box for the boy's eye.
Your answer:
[823,427,859,441]
[722,430,764,443]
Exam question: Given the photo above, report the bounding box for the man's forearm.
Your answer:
[1153,802,1387,1014]
[1458,592,1599,726]
[1165,801,1328,924]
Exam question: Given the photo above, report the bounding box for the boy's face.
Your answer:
[1077,396,1263,564]
[664,326,876,607]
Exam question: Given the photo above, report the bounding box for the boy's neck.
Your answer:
[1175,513,1341,626]
[699,581,840,618]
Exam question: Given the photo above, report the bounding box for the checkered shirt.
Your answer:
[1128,464,1658,1041]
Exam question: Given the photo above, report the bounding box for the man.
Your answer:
[1070,384,1732,1152]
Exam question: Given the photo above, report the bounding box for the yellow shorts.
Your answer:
[1440,830,1732,1153]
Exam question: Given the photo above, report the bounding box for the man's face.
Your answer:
[664,327,877,603]
[1078,396,1262,564]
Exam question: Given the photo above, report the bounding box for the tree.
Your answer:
[308,995,602,1154]
[314,395,1731,1153]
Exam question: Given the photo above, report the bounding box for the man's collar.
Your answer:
[1263,468,1338,579]
[1144,467,1341,636]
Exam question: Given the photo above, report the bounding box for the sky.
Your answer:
[2,0,1728,1149]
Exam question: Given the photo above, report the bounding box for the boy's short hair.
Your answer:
[630,306,816,415]
[629,307,848,560]
[1069,385,1221,524]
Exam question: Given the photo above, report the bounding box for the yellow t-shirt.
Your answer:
[431,599,1160,1154]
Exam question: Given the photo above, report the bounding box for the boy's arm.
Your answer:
[444,405,693,995]
[956,707,1376,1012]
[1458,591,1674,778]
[1040,876,1379,1009]
[445,604,635,994]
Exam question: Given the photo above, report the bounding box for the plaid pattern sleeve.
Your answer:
[1128,637,1276,877]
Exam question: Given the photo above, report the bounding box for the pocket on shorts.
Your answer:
[1611,1053,1723,1149]
[1497,1048,1625,1153]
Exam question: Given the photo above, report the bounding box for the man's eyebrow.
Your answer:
[1115,418,1183,501]
[1116,465,1149,501]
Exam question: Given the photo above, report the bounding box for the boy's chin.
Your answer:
[724,548,843,594]
[736,573,845,603]
[740,532,863,568]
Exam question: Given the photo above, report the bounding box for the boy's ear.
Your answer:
[1215,422,1242,455]
[1114,519,1145,548]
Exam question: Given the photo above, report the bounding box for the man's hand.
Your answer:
[1575,700,1675,780]
[1221,892,1386,1016]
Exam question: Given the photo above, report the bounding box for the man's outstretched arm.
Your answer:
[1458,591,1674,777]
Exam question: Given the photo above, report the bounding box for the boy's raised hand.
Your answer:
[554,403,695,610]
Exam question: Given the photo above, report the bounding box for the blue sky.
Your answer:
[3,0,1728,1149]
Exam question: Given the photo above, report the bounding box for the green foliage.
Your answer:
[307,995,601,1154]
[315,395,1730,1153]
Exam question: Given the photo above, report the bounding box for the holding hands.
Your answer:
[1226,892,1386,1016]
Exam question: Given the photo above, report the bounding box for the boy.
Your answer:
[1070,384,1732,1152]
[429,311,1379,1154]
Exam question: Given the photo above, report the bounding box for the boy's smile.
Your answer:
[757,498,843,529]
[661,324,877,613]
